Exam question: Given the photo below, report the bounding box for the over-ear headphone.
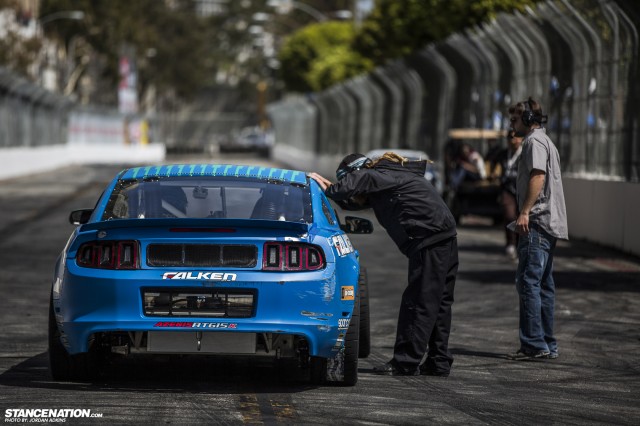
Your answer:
[521,99,535,127]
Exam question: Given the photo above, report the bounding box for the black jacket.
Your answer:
[325,159,457,256]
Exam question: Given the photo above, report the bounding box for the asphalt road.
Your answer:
[0,154,639,425]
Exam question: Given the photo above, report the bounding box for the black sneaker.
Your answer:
[419,365,450,377]
[373,361,419,376]
[506,349,550,360]
[545,352,559,359]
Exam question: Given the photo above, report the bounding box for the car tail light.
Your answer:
[262,242,325,271]
[76,241,140,269]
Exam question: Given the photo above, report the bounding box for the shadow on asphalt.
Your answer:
[459,269,640,292]
[0,352,324,394]
[450,348,507,360]
[457,241,640,292]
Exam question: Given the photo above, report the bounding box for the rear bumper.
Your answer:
[54,266,356,358]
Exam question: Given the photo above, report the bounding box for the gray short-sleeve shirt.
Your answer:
[516,128,568,240]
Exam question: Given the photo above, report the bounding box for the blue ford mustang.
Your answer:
[49,164,372,385]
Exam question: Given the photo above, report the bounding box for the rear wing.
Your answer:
[79,218,310,234]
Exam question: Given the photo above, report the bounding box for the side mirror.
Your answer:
[340,216,373,234]
[69,209,94,225]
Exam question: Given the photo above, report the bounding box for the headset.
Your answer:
[521,99,536,127]
[520,98,548,127]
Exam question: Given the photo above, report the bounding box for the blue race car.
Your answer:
[49,164,372,385]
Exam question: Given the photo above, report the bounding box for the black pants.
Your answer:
[393,237,458,374]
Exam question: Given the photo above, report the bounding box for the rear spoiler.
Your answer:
[79,218,310,234]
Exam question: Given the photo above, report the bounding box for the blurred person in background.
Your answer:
[497,130,524,259]
[448,143,487,190]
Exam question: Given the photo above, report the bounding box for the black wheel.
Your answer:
[358,268,371,358]
[48,296,71,381]
[309,296,360,386]
[258,146,271,158]
[341,295,360,386]
[68,351,101,382]
[309,356,326,385]
[48,295,100,382]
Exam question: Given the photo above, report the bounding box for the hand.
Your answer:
[307,172,332,191]
[515,212,529,235]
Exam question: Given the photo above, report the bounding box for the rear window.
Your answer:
[102,177,312,223]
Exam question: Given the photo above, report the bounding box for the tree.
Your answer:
[39,0,217,104]
[0,0,42,77]
[353,0,542,66]
[277,0,542,92]
[278,21,373,92]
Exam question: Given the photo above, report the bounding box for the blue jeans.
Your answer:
[515,224,558,354]
[449,167,481,189]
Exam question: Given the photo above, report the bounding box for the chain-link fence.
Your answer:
[268,0,639,182]
[0,67,73,149]
[0,66,249,154]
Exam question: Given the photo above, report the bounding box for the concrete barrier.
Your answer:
[0,143,166,181]
[564,177,640,257]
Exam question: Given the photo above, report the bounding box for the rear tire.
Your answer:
[48,297,71,381]
[48,295,101,382]
[68,351,101,382]
[309,295,360,386]
[358,268,371,358]
[342,296,360,385]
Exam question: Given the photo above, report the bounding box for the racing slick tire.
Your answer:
[48,297,71,381]
[310,295,360,386]
[48,296,101,382]
[358,268,371,358]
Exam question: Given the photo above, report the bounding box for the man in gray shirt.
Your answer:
[506,97,568,361]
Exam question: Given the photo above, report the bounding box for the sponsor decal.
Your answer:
[331,235,354,256]
[341,286,355,301]
[338,318,350,329]
[153,322,238,329]
[162,272,237,281]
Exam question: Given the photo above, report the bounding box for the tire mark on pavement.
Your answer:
[367,351,518,425]
[238,393,298,425]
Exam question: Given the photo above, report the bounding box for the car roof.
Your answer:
[120,164,308,185]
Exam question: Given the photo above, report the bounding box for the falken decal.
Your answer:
[154,322,238,329]
[162,272,237,281]
[332,235,354,256]
[341,286,355,301]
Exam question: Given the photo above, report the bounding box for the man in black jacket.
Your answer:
[309,152,459,376]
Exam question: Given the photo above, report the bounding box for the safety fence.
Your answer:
[0,64,250,153]
[0,67,72,149]
[267,0,640,183]
[0,67,167,180]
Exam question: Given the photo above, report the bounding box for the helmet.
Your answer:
[336,153,371,180]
